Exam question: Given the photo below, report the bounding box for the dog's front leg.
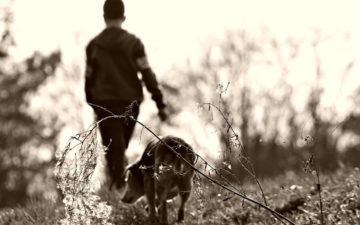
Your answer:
[144,175,156,223]
[159,200,168,225]
[156,184,169,225]
[178,176,192,221]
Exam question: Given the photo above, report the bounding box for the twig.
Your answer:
[202,102,269,206]
[312,156,324,225]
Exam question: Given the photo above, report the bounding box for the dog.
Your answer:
[121,136,196,224]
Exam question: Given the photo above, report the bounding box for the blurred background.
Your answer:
[1,0,360,208]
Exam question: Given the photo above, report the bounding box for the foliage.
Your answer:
[163,30,359,179]
[54,123,113,225]
[0,2,62,207]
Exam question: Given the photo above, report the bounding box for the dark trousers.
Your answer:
[92,100,140,189]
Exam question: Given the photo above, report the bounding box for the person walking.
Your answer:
[84,0,167,189]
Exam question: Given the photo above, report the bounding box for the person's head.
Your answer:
[103,0,125,26]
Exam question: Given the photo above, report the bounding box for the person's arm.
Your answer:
[134,40,166,110]
[84,41,95,103]
[139,64,166,109]
[141,66,167,121]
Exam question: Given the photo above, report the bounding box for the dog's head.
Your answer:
[121,163,145,204]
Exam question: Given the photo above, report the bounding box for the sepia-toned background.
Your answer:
[1,0,359,214]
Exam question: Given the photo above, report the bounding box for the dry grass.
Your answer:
[2,167,358,224]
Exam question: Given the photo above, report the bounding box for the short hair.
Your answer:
[103,0,125,20]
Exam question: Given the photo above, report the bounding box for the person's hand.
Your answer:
[158,108,168,122]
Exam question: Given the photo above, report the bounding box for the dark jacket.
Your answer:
[85,27,165,109]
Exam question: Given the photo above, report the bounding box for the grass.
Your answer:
[0,197,63,225]
[1,167,359,225]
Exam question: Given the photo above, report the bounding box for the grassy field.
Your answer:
[1,167,359,225]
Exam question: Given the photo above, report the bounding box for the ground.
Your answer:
[0,167,359,225]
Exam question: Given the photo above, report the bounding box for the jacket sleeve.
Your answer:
[141,68,166,109]
[84,41,95,103]
[134,40,166,109]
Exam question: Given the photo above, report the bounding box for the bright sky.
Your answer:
[12,0,360,74]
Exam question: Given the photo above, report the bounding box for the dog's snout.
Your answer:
[121,195,133,203]
[121,185,140,204]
